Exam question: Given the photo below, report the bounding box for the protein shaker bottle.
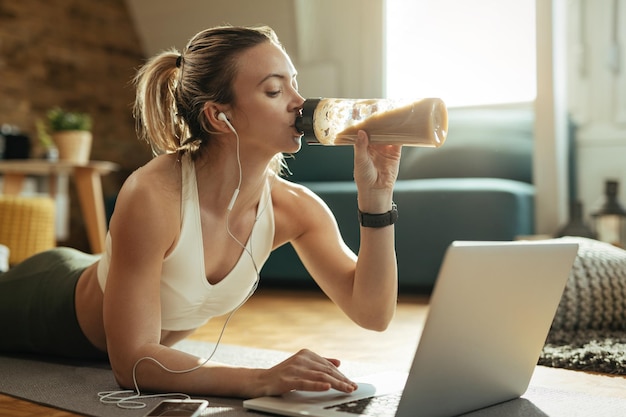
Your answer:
[295,97,448,147]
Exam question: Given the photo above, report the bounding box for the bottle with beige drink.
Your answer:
[295,97,448,147]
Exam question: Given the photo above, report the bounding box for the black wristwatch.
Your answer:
[358,203,398,228]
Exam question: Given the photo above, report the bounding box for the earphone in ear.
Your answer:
[218,111,240,211]
[218,112,236,134]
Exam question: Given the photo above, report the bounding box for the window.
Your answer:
[385,0,536,107]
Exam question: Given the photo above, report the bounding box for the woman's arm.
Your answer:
[352,130,402,329]
[285,131,401,331]
[102,163,190,391]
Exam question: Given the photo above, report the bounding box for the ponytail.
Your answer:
[133,50,186,155]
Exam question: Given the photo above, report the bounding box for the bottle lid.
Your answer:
[295,98,321,144]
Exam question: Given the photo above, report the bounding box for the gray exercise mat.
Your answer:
[1,340,625,417]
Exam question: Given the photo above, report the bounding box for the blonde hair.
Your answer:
[133,25,286,173]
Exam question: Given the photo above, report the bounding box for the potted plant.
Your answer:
[44,107,93,164]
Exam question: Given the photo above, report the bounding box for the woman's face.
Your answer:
[228,41,305,155]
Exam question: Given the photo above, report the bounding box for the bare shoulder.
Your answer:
[271,176,337,246]
[110,154,182,239]
[271,177,330,214]
[116,155,181,207]
[120,154,180,192]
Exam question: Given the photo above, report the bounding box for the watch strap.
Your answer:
[358,203,398,228]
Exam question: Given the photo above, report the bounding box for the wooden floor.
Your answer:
[2,287,626,416]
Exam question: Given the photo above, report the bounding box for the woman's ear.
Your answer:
[202,103,232,133]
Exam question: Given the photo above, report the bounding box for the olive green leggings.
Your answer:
[0,247,107,360]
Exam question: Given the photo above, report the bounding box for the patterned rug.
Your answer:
[539,237,626,375]
[540,329,626,374]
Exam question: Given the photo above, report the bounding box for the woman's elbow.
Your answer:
[111,360,136,389]
[363,321,391,332]
[109,352,144,389]
[355,309,395,332]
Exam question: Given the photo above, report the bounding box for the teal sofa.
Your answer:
[261,104,536,292]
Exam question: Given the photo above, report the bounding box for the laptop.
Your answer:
[244,240,579,417]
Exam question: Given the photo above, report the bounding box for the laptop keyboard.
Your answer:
[323,392,401,417]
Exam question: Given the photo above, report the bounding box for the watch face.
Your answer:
[391,208,399,223]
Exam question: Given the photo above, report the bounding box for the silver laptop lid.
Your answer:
[397,240,578,417]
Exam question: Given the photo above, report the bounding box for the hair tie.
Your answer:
[175,55,183,68]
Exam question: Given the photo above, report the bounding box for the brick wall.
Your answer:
[0,0,151,251]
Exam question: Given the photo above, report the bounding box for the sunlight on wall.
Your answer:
[385,0,536,107]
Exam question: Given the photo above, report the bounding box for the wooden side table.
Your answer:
[0,160,119,254]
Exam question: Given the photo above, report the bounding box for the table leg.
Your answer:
[73,167,107,254]
[2,173,26,195]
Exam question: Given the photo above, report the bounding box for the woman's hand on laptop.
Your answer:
[249,348,358,397]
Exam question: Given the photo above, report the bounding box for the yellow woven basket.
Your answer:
[0,195,56,265]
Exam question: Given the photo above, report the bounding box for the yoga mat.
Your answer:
[1,340,626,417]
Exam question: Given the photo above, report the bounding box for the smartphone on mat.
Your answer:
[144,399,208,417]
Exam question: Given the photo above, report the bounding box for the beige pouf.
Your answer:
[0,195,56,266]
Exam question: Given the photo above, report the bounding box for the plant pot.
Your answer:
[52,130,92,164]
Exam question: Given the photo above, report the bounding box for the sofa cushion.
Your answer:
[285,145,355,182]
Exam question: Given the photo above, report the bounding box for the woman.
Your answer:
[0,25,401,399]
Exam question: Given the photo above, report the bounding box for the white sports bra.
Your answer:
[97,154,275,330]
